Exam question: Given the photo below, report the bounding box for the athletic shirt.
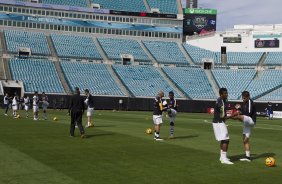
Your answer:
[42,95,48,102]
[86,94,94,108]
[213,97,227,123]
[266,105,273,114]
[153,96,163,115]
[24,97,29,104]
[241,99,256,123]
[12,96,18,106]
[3,96,9,105]
[33,95,39,106]
[168,98,177,111]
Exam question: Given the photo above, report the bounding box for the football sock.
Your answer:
[246,151,250,158]
[155,132,160,138]
[221,151,227,160]
[170,123,174,135]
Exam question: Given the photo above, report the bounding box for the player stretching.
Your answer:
[41,92,49,120]
[23,95,30,118]
[12,93,19,118]
[33,91,39,121]
[84,89,95,128]
[231,91,256,162]
[167,91,178,139]
[212,88,233,164]
[153,90,166,141]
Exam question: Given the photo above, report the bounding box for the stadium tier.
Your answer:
[257,86,282,101]
[112,65,180,97]
[183,44,221,65]
[51,34,102,60]
[212,69,256,100]
[146,0,178,14]
[142,41,188,65]
[91,0,146,12]
[4,30,51,56]
[43,0,88,7]
[9,59,65,93]
[162,67,216,99]
[97,38,151,63]
[264,52,282,65]
[226,52,263,65]
[60,61,125,96]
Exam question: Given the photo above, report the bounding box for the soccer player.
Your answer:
[167,91,178,139]
[69,87,86,138]
[153,90,166,141]
[212,88,233,165]
[84,89,95,128]
[23,95,30,118]
[12,93,19,118]
[265,102,273,120]
[41,92,49,120]
[33,91,39,121]
[230,91,256,162]
[3,93,10,116]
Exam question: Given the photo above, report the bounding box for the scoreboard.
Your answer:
[183,8,217,36]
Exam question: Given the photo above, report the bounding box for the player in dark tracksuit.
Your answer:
[68,87,86,138]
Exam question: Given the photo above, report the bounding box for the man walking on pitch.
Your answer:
[212,88,233,164]
[69,87,86,138]
[153,90,166,141]
[167,91,178,139]
[84,89,95,128]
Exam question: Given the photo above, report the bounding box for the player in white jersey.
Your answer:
[23,95,30,118]
[12,93,19,118]
[41,92,49,120]
[33,91,39,121]
[84,89,95,128]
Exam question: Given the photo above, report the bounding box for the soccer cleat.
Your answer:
[220,159,234,165]
[219,157,230,161]
[70,135,74,138]
[169,135,174,139]
[80,134,87,138]
[4,113,8,116]
[85,125,89,128]
[154,137,163,141]
[240,157,251,162]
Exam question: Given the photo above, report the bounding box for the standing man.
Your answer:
[153,90,166,141]
[265,102,273,120]
[23,95,30,118]
[167,91,178,139]
[212,88,233,165]
[3,93,10,116]
[12,93,19,118]
[84,89,95,128]
[69,87,86,138]
[41,92,49,120]
[33,91,39,121]
[230,91,256,162]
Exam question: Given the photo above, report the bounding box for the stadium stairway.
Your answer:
[46,35,59,60]
[0,58,5,79]
[93,37,110,63]
[204,69,219,96]
[221,54,227,65]
[0,31,6,79]
[258,52,267,67]
[107,65,133,97]
[156,67,188,99]
[54,61,71,94]
[3,58,11,80]
[176,0,183,14]
[178,43,195,65]
[143,0,151,12]
[138,40,158,65]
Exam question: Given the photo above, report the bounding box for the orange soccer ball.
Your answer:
[265,157,275,167]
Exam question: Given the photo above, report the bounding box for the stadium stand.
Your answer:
[112,65,180,97]
[51,34,102,60]
[264,52,282,65]
[43,0,88,7]
[257,86,282,101]
[60,61,125,96]
[97,38,151,63]
[146,0,178,14]
[91,0,146,12]
[162,67,216,99]
[183,44,221,65]
[4,30,51,56]
[226,52,263,65]
[212,69,256,100]
[142,41,188,65]
[9,58,65,93]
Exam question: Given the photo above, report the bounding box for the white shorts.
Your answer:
[12,105,18,111]
[33,106,39,113]
[24,105,29,111]
[212,122,229,141]
[168,109,177,122]
[42,102,49,110]
[87,108,94,117]
[153,115,163,125]
[243,115,255,138]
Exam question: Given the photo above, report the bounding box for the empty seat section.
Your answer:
[51,34,102,60]
[97,38,151,63]
[43,0,88,7]
[9,59,65,93]
[264,52,282,65]
[183,43,221,65]
[212,69,256,100]
[113,65,180,97]
[4,30,51,56]
[60,61,125,96]
[147,0,178,14]
[257,86,282,101]
[163,67,216,99]
[91,0,146,12]
[226,52,263,65]
[143,41,188,65]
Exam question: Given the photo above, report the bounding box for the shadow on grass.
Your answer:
[86,133,115,138]
[230,152,276,162]
[93,125,116,128]
[173,135,199,140]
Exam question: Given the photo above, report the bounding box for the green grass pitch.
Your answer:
[0,110,281,184]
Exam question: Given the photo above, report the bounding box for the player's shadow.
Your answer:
[93,125,116,128]
[230,153,276,162]
[173,135,199,140]
[86,133,115,138]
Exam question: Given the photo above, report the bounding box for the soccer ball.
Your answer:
[146,128,152,134]
[16,114,20,119]
[53,117,57,121]
[265,157,275,167]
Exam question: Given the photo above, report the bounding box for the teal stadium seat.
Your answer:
[4,30,51,56]
[226,52,263,65]
[146,0,178,14]
[91,0,146,12]
[60,61,125,96]
[9,59,65,93]
[264,52,282,66]
[43,0,88,7]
